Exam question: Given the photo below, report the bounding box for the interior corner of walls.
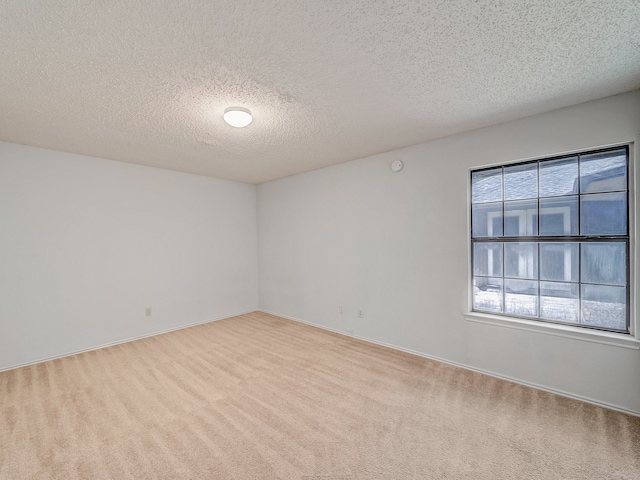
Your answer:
[1,144,261,370]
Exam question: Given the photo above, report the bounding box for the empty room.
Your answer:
[1,1,639,479]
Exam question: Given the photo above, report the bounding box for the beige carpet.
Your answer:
[1,312,639,479]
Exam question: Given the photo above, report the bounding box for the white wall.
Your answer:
[3,92,639,413]
[258,90,640,414]
[0,142,258,369]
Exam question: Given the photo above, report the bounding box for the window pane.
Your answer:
[540,243,578,282]
[580,192,627,235]
[580,149,626,194]
[505,243,538,279]
[473,243,503,277]
[472,168,502,204]
[472,202,503,237]
[581,242,626,286]
[504,163,537,200]
[504,199,537,236]
[540,282,579,323]
[539,196,578,236]
[581,285,626,331]
[473,277,503,312]
[504,279,538,317]
[539,157,578,197]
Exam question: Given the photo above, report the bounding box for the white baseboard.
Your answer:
[0,309,257,373]
[258,309,640,418]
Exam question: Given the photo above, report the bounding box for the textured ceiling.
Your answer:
[1,1,639,184]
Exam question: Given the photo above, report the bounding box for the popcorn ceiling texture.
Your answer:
[0,0,639,184]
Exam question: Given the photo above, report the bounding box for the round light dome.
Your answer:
[223,107,253,128]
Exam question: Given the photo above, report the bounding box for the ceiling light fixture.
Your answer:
[223,107,253,128]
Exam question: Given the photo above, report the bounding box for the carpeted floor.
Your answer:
[1,311,639,479]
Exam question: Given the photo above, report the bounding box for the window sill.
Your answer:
[464,312,640,349]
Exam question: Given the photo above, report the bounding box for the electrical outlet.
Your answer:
[145,307,152,317]
[339,305,344,314]
[358,309,363,318]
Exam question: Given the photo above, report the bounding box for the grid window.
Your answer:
[470,146,630,333]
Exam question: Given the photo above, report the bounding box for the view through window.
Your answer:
[470,146,630,333]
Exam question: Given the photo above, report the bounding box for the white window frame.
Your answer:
[465,142,640,350]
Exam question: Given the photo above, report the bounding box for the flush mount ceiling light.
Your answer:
[223,107,253,128]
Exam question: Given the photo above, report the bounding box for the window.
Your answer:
[470,146,630,333]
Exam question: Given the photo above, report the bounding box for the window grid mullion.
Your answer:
[537,161,541,238]
[578,242,582,325]
[537,242,541,320]
[577,154,582,326]
[502,167,505,313]
[502,241,505,314]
